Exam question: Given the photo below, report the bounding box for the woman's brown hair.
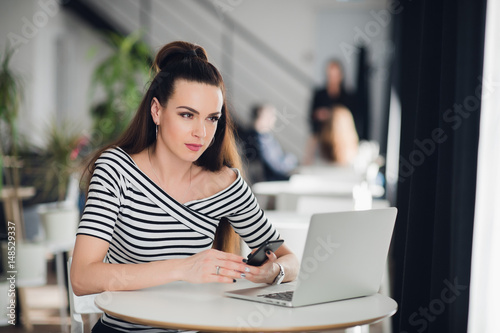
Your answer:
[319,104,359,165]
[83,41,241,254]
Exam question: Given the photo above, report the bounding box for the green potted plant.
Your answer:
[90,31,151,147]
[0,45,23,206]
[0,45,39,240]
[37,120,85,245]
[0,45,47,286]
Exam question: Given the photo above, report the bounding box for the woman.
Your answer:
[303,59,359,165]
[318,105,359,165]
[71,41,299,332]
[309,59,357,137]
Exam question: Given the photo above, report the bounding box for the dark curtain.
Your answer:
[391,0,487,332]
[355,45,370,141]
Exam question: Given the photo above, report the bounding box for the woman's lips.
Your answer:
[185,144,202,152]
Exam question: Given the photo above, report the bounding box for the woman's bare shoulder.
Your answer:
[218,166,238,184]
[194,166,237,199]
[206,166,237,190]
[129,149,148,169]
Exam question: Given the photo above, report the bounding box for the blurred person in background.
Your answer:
[309,59,357,137]
[304,59,359,165]
[240,104,298,183]
[318,105,359,165]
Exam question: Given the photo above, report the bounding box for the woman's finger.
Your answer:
[216,259,253,274]
[212,249,246,264]
[214,266,249,280]
[212,258,255,275]
[213,274,237,284]
[265,250,278,262]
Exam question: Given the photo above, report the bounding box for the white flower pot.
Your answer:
[39,206,79,246]
[15,242,47,287]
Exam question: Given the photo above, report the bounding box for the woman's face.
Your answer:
[327,62,343,87]
[152,79,223,162]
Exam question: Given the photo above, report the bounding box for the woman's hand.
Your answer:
[180,249,252,284]
[242,250,280,284]
[314,107,331,121]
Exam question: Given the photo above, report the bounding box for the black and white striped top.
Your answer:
[77,147,280,332]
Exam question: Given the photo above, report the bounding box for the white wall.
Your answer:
[0,0,111,148]
[224,0,317,157]
[1,0,39,144]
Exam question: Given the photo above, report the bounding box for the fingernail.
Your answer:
[241,273,246,278]
[242,259,247,263]
[233,279,237,283]
[245,267,250,273]
[266,250,271,255]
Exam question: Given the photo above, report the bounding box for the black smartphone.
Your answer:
[246,239,284,266]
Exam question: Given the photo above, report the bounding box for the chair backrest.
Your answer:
[64,173,81,207]
[67,257,102,333]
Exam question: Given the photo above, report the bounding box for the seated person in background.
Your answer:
[306,104,359,166]
[320,105,359,165]
[241,104,298,182]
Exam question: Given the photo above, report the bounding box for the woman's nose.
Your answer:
[193,120,206,138]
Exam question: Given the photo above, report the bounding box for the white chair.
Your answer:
[27,173,81,333]
[67,257,102,333]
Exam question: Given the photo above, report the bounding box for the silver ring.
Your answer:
[216,266,220,275]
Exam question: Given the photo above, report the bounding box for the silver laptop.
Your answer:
[225,208,397,307]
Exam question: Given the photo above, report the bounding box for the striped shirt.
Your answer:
[77,147,280,332]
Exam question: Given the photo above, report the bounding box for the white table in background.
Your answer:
[252,178,384,211]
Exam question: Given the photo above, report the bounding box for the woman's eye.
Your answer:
[208,116,220,123]
[180,113,193,119]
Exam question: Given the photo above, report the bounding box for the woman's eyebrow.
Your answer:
[177,106,221,116]
[177,106,199,114]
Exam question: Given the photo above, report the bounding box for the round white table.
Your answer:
[95,280,397,332]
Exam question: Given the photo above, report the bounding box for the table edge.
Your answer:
[95,301,398,333]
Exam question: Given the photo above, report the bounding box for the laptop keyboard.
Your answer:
[258,291,294,302]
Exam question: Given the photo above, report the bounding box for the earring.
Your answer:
[155,124,158,139]
[208,137,215,147]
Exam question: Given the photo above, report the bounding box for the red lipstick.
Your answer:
[185,144,202,152]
